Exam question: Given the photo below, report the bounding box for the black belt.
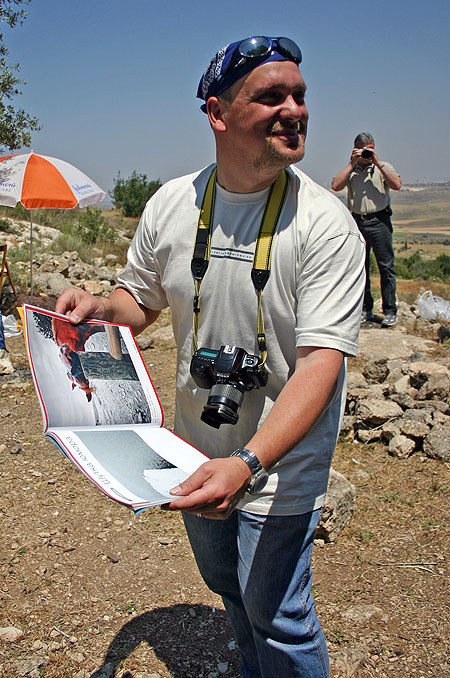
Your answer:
[352,207,390,221]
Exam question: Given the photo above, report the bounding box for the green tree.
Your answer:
[75,207,117,245]
[110,170,161,217]
[0,0,40,151]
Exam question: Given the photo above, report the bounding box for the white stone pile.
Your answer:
[343,354,450,461]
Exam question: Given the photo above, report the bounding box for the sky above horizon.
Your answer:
[3,0,450,199]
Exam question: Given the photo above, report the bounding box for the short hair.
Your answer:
[354,132,374,147]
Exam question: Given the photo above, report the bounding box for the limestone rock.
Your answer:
[14,654,45,676]
[136,334,155,351]
[381,421,401,442]
[402,361,450,390]
[407,351,429,362]
[151,325,176,346]
[399,419,430,440]
[358,327,434,360]
[389,392,417,410]
[388,434,416,458]
[415,399,449,414]
[392,374,411,394]
[339,415,356,440]
[416,371,450,402]
[397,300,417,324]
[355,398,403,425]
[347,371,368,387]
[346,384,369,401]
[432,410,450,426]
[401,408,434,425]
[0,353,14,374]
[355,427,382,443]
[423,426,450,461]
[33,272,70,296]
[330,647,367,678]
[316,469,356,542]
[0,626,24,642]
[82,280,105,296]
[341,604,385,623]
[363,359,388,383]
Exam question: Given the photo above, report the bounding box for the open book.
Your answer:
[21,304,208,512]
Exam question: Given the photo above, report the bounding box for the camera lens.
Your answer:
[200,381,245,428]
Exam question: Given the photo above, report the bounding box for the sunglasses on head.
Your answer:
[226,36,302,75]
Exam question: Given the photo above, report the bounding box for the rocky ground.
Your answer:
[0,302,448,678]
[0,220,449,676]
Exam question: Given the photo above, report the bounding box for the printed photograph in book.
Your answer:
[22,305,208,511]
[26,308,159,429]
[73,429,191,502]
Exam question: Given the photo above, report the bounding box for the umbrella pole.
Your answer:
[29,209,33,296]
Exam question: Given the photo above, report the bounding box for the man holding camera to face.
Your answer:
[332,132,402,327]
[56,36,365,677]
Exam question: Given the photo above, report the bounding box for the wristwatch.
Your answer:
[230,448,269,494]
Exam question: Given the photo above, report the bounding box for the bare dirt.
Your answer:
[0,308,449,678]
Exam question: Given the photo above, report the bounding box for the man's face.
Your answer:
[219,60,308,172]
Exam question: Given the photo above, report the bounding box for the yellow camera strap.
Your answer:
[191,167,289,362]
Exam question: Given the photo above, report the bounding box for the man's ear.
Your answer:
[207,96,228,133]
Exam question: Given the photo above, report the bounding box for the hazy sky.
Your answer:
[4,0,450,196]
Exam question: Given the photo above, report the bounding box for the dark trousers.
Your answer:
[352,211,397,315]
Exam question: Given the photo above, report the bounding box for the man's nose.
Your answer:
[280,95,307,120]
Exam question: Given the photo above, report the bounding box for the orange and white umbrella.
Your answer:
[0,151,106,294]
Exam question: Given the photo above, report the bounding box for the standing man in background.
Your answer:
[332,132,402,326]
[57,36,365,678]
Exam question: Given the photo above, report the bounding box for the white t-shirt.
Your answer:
[118,164,365,515]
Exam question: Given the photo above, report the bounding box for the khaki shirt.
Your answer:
[347,161,398,214]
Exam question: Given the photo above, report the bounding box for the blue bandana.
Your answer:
[197,37,301,113]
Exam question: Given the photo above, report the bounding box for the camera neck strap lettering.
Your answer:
[191,166,289,363]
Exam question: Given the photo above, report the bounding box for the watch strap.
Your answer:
[230,448,264,474]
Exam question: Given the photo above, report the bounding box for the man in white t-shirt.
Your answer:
[56,36,365,678]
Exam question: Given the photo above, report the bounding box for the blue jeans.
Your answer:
[353,212,397,315]
[0,310,5,350]
[183,509,328,678]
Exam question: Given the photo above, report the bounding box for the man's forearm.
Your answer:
[104,287,160,334]
[377,163,402,191]
[331,164,353,192]
[245,346,344,470]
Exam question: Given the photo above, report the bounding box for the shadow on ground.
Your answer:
[90,603,240,678]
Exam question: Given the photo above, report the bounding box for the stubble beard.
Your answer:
[253,129,306,171]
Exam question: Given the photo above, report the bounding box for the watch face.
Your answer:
[249,471,269,494]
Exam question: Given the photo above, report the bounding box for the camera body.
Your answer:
[190,345,268,428]
[361,147,373,159]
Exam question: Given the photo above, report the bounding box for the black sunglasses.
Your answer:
[226,36,302,76]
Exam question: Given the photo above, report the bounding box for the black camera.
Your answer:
[190,345,268,428]
[361,148,373,159]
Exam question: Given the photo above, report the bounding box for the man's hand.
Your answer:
[165,457,252,520]
[370,148,381,166]
[55,287,160,334]
[350,146,362,166]
[332,150,361,191]
[55,288,110,324]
